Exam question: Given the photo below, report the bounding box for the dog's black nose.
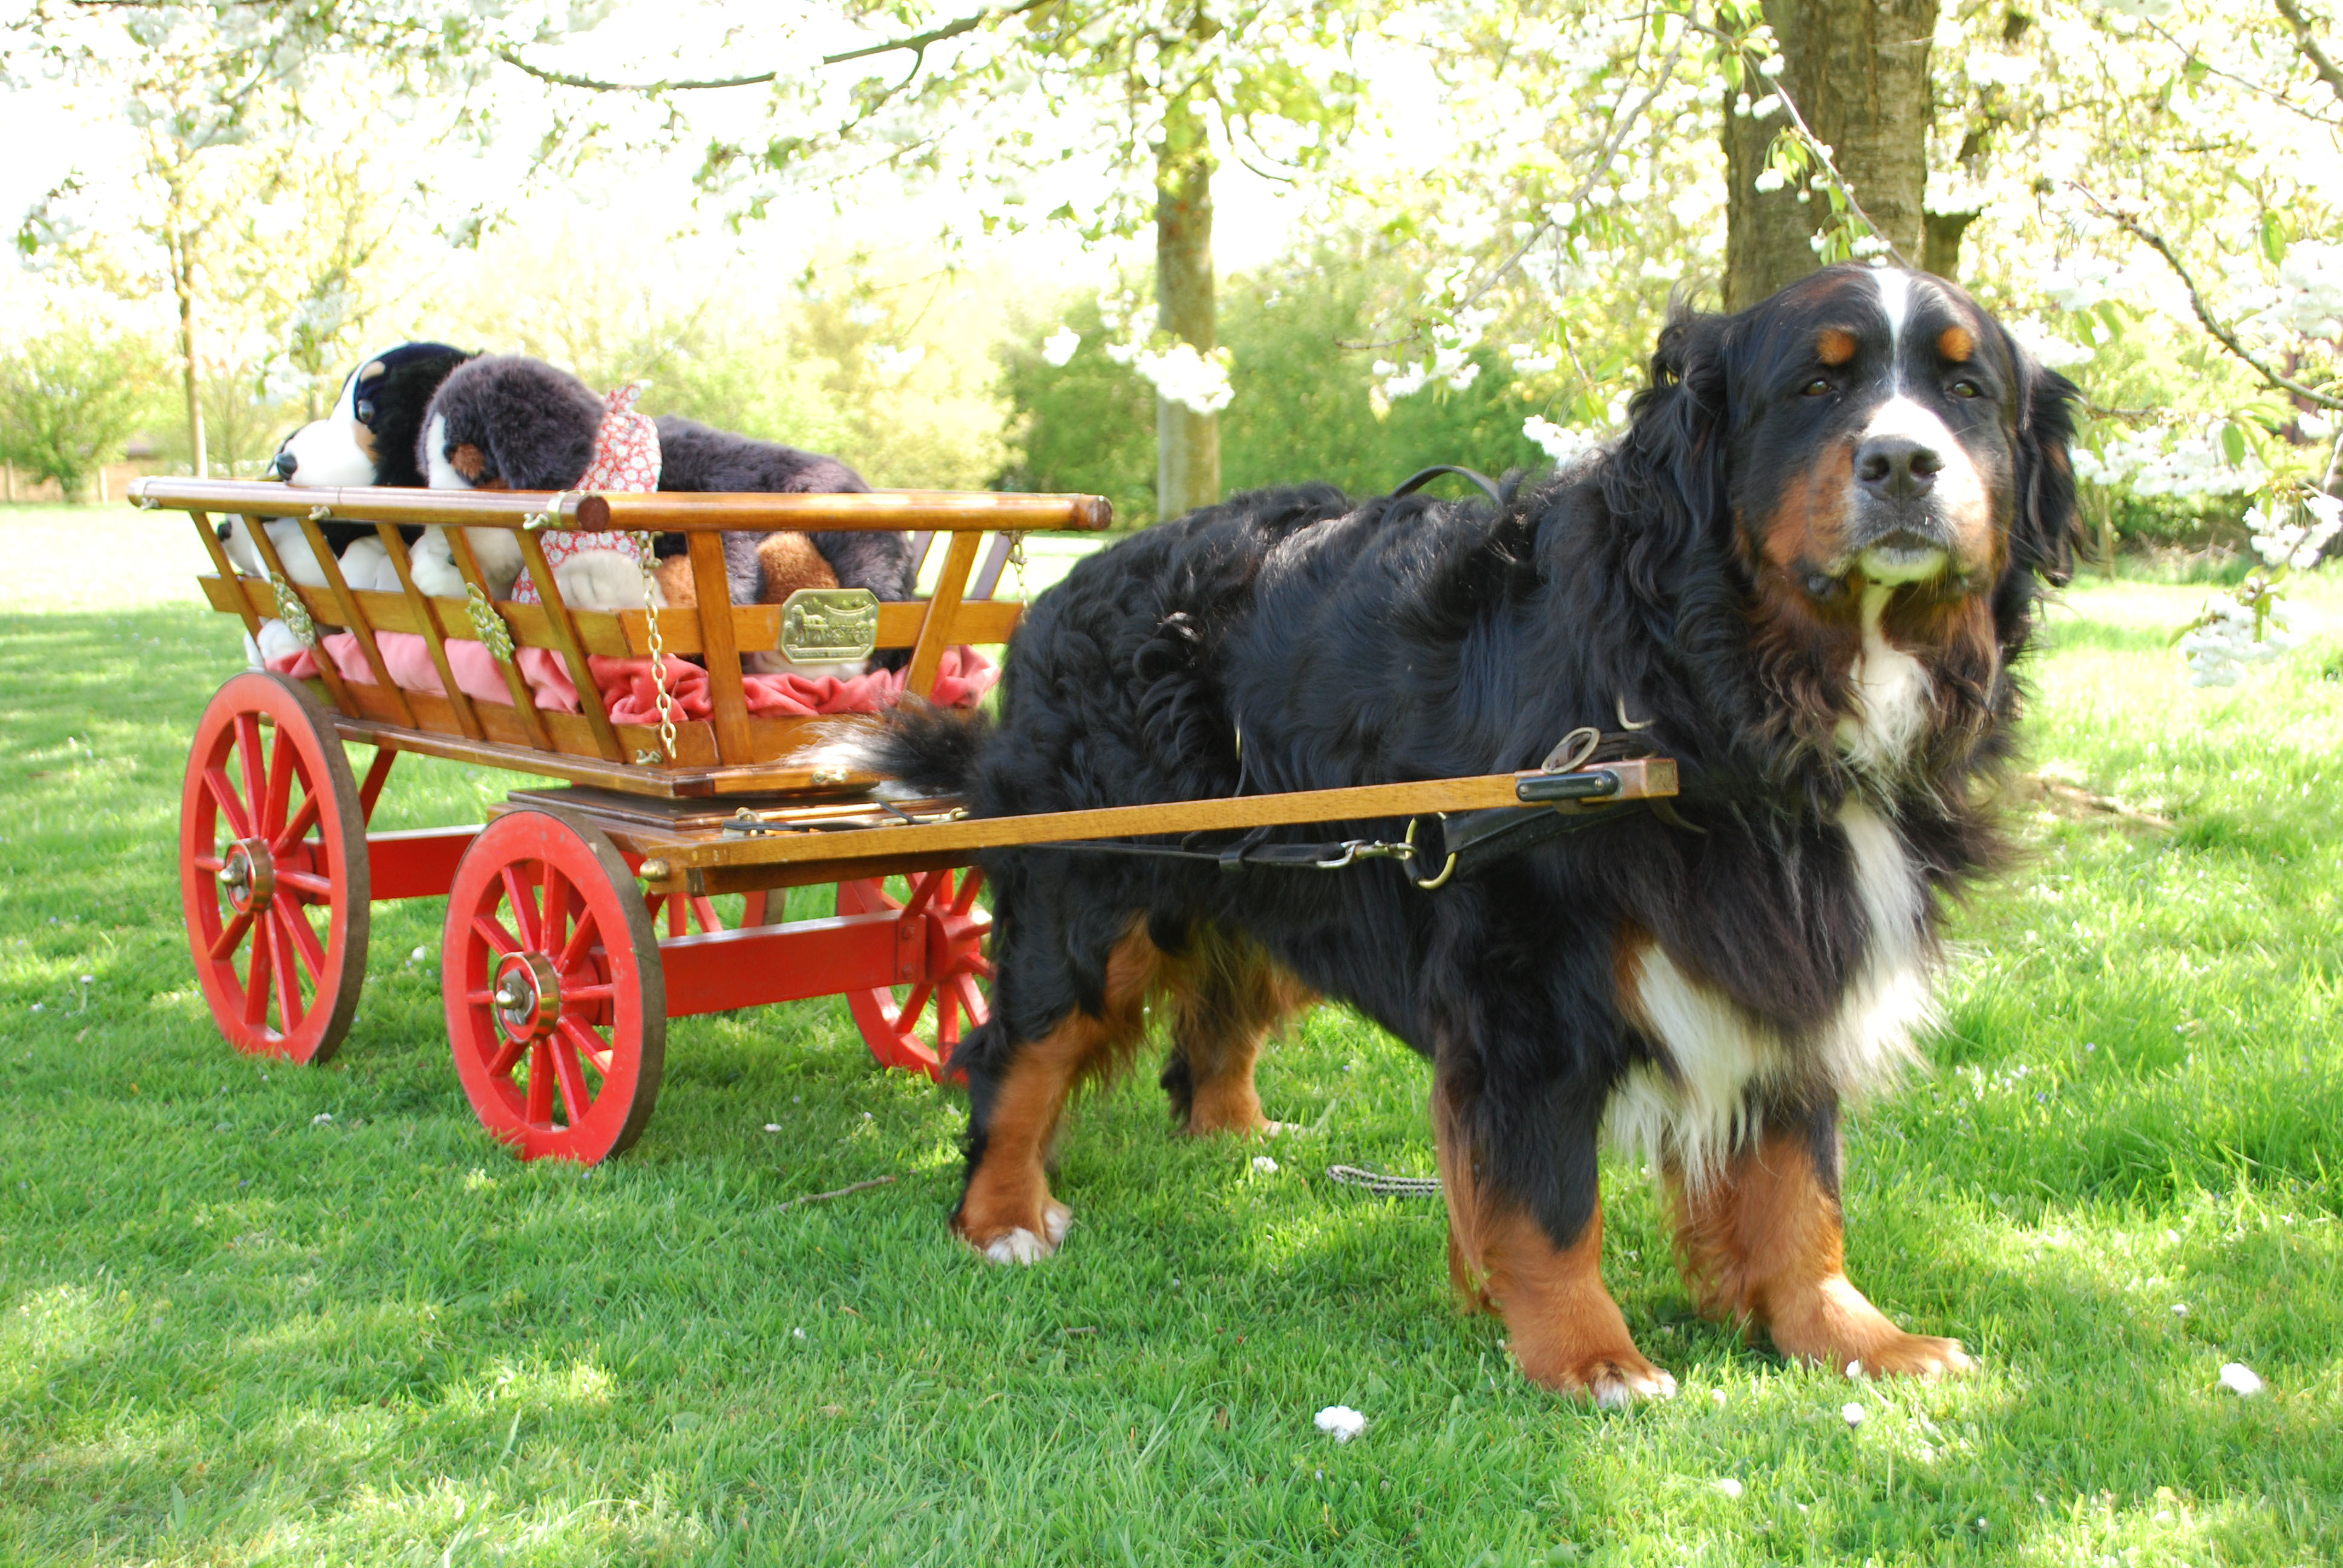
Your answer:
[271,450,297,480]
[1855,436,1942,500]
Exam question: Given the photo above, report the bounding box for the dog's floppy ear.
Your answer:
[2000,324,2084,587]
[1605,303,1732,605]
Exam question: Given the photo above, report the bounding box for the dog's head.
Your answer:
[418,354,605,493]
[1617,265,2081,614]
[273,342,475,488]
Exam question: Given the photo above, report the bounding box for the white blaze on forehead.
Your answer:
[423,413,470,490]
[1872,269,1918,356]
[277,365,377,487]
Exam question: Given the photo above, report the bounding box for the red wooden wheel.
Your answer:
[444,811,666,1163]
[835,868,992,1080]
[180,670,369,1064]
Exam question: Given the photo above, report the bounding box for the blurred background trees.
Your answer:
[0,0,2333,581]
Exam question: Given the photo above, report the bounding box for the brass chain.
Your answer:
[633,531,678,765]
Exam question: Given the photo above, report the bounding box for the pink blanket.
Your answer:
[270,630,995,720]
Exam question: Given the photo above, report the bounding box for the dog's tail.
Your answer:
[803,700,992,800]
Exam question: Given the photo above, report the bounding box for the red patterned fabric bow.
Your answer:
[513,382,662,604]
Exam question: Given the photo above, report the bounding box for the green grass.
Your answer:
[1,567,2340,1566]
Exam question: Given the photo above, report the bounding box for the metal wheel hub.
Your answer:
[492,952,562,1044]
[217,838,274,913]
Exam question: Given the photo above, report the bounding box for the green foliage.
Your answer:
[998,269,1549,527]
[0,326,162,499]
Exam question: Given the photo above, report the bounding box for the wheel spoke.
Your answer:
[526,1040,554,1124]
[559,1016,615,1077]
[949,973,989,1034]
[899,872,942,920]
[276,868,335,901]
[549,1036,592,1126]
[935,983,958,1044]
[951,866,986,915]
[194,854,223,874]
[204,766,254,840]
[243,921,275,1030]
[235,715,267,827]
[541,869,571,961]
[274,904,326,982]
[557,910,600,973]
[472,913,521,959]
[485,1032,529,1079]
[560,982,615,1004]
[270,791,321,857]
[893,983,934,1033]
[501,866,541,949]
[209,909,254,962]
[264,728,298,838]
[269,914,306,1033]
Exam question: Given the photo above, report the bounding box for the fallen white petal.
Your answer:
[1711,1388,1728,1406]
[1842,1402,1866,1426]
[311,1112,334,1125]
[410,947,428,963]
[2172,1302,2189,1316]
[1713,1478,1745,1498]
[764,1124,783,1133]
[1251,1155,1279,1174]
[1314,1405,1367,1442]
[2217,1362,2264,1396]
[1846,1359,1866,1379]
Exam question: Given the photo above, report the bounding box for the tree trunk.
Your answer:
[1154,109,1217,523]
[1722,0,1939,312]
[169,223,208,479]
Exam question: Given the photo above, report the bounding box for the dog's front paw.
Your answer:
[1520,1345,1678,1408]
[1841,1333,1975,1381]
[957,1197,1073,1266]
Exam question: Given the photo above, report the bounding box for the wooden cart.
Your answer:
[143,476,1678,1163]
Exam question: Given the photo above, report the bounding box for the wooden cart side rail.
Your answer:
[609,760,1681,889]
[131,478,1114,533]
[197,572,1027,657]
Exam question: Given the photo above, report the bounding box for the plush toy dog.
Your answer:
[416,354,650,608]
[267,342,478,595]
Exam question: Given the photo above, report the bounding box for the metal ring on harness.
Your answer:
[1389,465,1506,507]
[1404,815,1459,891]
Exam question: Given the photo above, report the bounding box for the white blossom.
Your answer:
[1314,1405,1368,1442]
[865,343,926,379]
[2247,495,2342,570]
[1754,168,1787,194]
[2217,1362,2265,1396]
[1525,415,1602,467]
[1041,326,1081,367]
[1130,342,1235,414]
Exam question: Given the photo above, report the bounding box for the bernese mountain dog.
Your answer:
[848,264,2081,1405]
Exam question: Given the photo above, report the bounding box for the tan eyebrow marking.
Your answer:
[1936,325,1975,362]
[1817,328,1858,367]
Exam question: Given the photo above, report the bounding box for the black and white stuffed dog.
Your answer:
[221,343,479,605]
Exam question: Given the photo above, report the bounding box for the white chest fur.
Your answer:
[1606,799,1935,1184]
[1836,584,1932,775]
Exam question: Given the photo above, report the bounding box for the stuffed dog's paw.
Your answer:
[553,549,658,613]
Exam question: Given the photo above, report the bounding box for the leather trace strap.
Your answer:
[1389,465,1505,507]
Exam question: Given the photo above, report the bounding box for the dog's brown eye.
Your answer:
[1803,377,1832,396]
[1951,380,1982,399]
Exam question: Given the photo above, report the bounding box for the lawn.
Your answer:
[1,504,2339,1566]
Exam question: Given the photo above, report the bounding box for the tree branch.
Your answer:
[2275,0,2343,109]
[2071,183,2343,411]
[490,0,1057,95]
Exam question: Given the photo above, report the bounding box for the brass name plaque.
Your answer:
[779,587,880,666]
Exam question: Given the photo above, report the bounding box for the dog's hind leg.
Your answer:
[1157,927,1316,1138]
[1668,1100,1974,1379]
[952,919,1159,1264]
